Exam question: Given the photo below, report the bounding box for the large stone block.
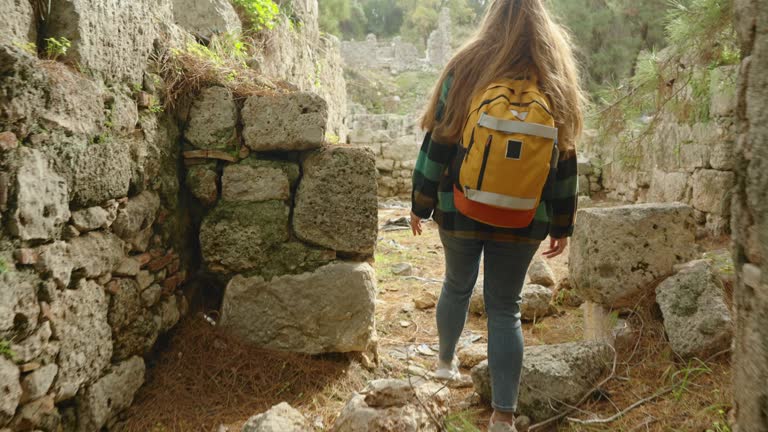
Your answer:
[112,191,160,250]
[656,261,733,358]
[648,170,690,203]
[171,0,241,37]
[221,163,290,202]
[76,356,145,432]
[220,262,376,354]
[200,201,290,273]
[293,147,378,255]
[0,0,37,45]
[471,341,612,421]
[569,203,697,307]
[242,92,328,152]
[69,232,126,279]
[185,86,238,150]
[10,148,71,241]
[50,280,113,402]
[692,169,736,216]
[0,270,40,341]
[186,163,219,207]
[45,0,162,82]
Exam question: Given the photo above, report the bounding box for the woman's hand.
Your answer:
[410,212,423,236]
[543,236,568,259]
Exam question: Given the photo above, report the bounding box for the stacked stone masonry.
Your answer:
[346,105,423,197]
[581,65,738,237]
[0,0,356,429]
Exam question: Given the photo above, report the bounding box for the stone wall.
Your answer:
[346,104,423,198]
[340,9,453,73]
[582,66,738,237]
[0,0,358,429]
[732,0,768,430]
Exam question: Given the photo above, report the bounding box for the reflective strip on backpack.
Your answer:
[478,112,558,140]
[464,187,539,210]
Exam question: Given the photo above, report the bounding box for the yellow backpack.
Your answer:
[453,77,559,228]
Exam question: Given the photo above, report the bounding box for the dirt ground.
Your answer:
[121,203,733,432]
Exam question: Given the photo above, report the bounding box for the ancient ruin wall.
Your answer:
[582,66,738,237]
[0,0,358,429]
[732,1,768,430]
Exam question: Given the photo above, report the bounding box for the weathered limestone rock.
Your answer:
[656,261,733,358]
[20,364,58,404]
[0,357,21,426]
[242,92,328,152]
[520,284,555,321]
[200,201,289,273]
[141,284,163,307]
[527,258,556,287]
[171,0,241,37]
[112,310,159,361]
[158,295,181,332]
[648,170,690,203]
[222,164,290,202]
[185,86,238,150]
[241,402,310,432]
[691,169,736,216]
[294,147,378,255]
[35,241,74,288]
[50,280,113,402]
[186,163,219,207]
[220,262,376,354]
[108,279,143,333]
[9,394,60,431]
[10,148,70,241]
[457,343,487,369]
[331,379,448,432]
[76,356,145,432]
[569,203,697,307]
[112,191,160,250]
[45,0,164,82]
[69,232,126,279]
[0,0,37,45]
[11,322,53,364]
[0,270,40,340]
[70,206,112,232]
[471,341,612,421]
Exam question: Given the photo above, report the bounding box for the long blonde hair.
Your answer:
[421,0,586,151]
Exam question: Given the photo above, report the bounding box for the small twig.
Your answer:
[566,387,674,425]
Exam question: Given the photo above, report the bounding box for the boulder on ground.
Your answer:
[331,379,448,432]
[185,86,238,150]
[569,203,697,307]
[242,92,328,152]
[220,262,376,354]
[656,260,733,358]
[471,341,612,421]
[76,356,145,432]
[242,402,310,432]
[293,147,378,255]
[50,280,113,402]
[457,343,488,369]
[527,258,556,287]
[520,284,555,321]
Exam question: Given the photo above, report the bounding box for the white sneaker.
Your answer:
[489,419,518,432]
[432,359,460,381]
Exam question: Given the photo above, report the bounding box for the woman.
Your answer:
[410,1,584,430]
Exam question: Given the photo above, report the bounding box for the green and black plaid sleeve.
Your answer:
[549,148,578,238]
[411,76,454,219]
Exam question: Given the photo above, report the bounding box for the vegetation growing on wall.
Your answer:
[231,0,282,30]
[596,0,738,149]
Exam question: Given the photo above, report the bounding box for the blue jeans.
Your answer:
[437,230,539,413]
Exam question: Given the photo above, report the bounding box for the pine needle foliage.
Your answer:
[595,0,739,153]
